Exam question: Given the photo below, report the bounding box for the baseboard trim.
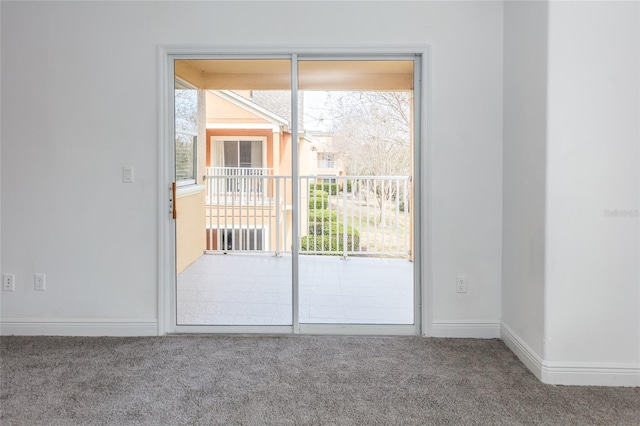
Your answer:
[540,362,640,387]
[501,322,640,387]
[0,318,158,337]
[500,322,544,380]
[430,320,501,338]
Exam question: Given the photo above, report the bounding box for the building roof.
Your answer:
[210,90,290,130]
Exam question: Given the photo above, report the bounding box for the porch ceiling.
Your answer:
[175,59,413,91]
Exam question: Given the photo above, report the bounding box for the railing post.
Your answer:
[342,176,348,259]
[274,177,280,257]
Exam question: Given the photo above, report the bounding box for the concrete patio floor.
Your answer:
[177,254,414,325]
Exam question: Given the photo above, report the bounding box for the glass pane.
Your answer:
[224,141,239,168]
[174,59,292,326]
[174,86,197,182]
[251,141,263,168]
[298,60,415,325]
[238,140,252,168]
[175,132,195,181]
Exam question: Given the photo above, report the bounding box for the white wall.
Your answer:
[501,0,548,364]
[545,0,639,383]
[0,1,504,335]
[426,2,504,336]
[502,0,640,386]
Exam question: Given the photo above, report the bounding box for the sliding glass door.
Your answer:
[169,53,420,334]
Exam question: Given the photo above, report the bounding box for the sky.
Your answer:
[303,91,333,132]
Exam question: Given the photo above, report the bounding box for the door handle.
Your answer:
[172,182,177,219]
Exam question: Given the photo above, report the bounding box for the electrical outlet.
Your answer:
[456,275,467,293]
[34,273,46,291]
[122,165,134,183]
[3,274,15,292]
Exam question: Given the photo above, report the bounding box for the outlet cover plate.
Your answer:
[456,275,468,293]
[35,273,46,291]
[3,274,15,292]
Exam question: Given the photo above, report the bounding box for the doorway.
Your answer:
[163,52,423,335]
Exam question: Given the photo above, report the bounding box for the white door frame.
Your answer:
[157,46,431,336]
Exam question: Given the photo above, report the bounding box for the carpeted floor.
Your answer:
[1,336,638,425]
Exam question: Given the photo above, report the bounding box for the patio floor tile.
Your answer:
[177,254,414,326]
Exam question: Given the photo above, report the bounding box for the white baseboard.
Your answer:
[501,322,640,387]
[500,322,544,380]
[540,362,640,387]
[0,318,159,337]
[430,320,501,338]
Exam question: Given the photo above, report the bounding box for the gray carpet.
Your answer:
[1,336,638,425]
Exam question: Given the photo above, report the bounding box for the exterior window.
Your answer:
[213,139,264,169]
[317,152,335,169]
[318,175,337,184]
[175,80,198,184]
[224,140,262,168]
[211,139,267,193]
[175,132,196,182]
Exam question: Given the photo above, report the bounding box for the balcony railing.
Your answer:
[204,171,410,258]
[300,175,410,258]
[205,166,274,177]
[205,167,274,203]
[205,171,290,253]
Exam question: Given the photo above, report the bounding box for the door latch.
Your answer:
[170,182,177,219]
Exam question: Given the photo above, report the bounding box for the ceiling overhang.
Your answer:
[175,59,413,91]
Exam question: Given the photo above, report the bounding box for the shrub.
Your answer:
[309,189,329,198]
[308,190,329,209]
[300,233,360,253]
[308,209,337,223]
[303,222,360,253]
[309,198,328,209]
[346,179,355,193]
[308,222,359,238]
[303,185,362,254]
[310,183,338,195]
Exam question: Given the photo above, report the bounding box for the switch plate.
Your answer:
[456,275,468,293]
[123,166,134,183]
[3,274,15,291]
[34,273,46,291]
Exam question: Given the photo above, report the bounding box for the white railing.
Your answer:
[204,171,410,258]
[205,167,274,203]
[300,176,410,258]
[206,166,274,177]
[205,173,292,254]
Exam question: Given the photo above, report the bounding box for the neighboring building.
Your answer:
[307,131,345,185]
[175,84,344,271]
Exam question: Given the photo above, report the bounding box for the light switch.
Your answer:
[123,166,134,183]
